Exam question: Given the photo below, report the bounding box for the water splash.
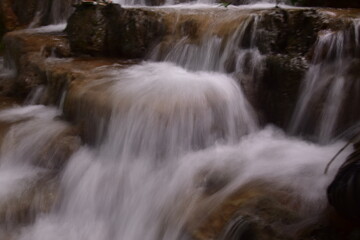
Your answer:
[17,62,350,240]
[0,106,67,199]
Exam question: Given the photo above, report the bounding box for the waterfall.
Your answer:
[0,106,68,198]
[2,3,360,240]
[289,21,360,143]
[9,62,349,240]
[150,14,263,74]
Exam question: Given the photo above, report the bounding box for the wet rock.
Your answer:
[327,141,360,221]
[0,0,19,40]
[190,181,300,240]
[255,9,345,56]
[0,173,59,229]
[2,30,72,99]
[66,4,166,58]
[190,180,355,240]
[36,127,81,170]
[65,5,108,56]
[258,55,307,128]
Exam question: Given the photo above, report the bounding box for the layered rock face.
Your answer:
[66,4,166,58]
[65,5,360,132]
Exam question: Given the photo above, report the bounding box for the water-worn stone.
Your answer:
[190,181,300,240]
[66,4,166,58]
[0,173,59,229]
[259,55,308,128]
[255,9,346,56]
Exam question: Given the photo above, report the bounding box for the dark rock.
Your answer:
[0,0,19,40]
[327,145,360,220]
[255,9,341,56]
[191,181,300,240]
[66,4,166,59]
[258,55,308,128]
[145,0,166,6]
[66,5,108,56]
[218,216,257,240]
[297,0,360,8]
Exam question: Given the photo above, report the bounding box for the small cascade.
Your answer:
[25,86,48,105]
[13,60,351,240]
[289,21,360,143]
[22,0,73,28]
[0,106,67,198]
[151,14,262,73]
[2,3,360,240]
[0,56,16,79]
[149,12,265,102]
[48,0,73,24]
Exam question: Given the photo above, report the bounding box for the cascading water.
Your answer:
[1,2,360,240]
[9,62,349,240]
[289,21,360,143]
[150,13,263,75]
[0,105,69,199]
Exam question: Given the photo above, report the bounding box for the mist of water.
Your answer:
[0,106,68,199]
[12,62,350,240]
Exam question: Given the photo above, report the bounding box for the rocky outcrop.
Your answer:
[189,180,347,240]
[0,0,20,41]
[66,4,166,58]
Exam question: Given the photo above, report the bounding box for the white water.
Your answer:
[290,22,360,142]
[8,62,349,240]
[0,57,16,78]
[1,4,359,240]
[25,24,67,33]
[0,106,67,200]
[151,15,262,72]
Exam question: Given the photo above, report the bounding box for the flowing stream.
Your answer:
[0,2,360,240]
